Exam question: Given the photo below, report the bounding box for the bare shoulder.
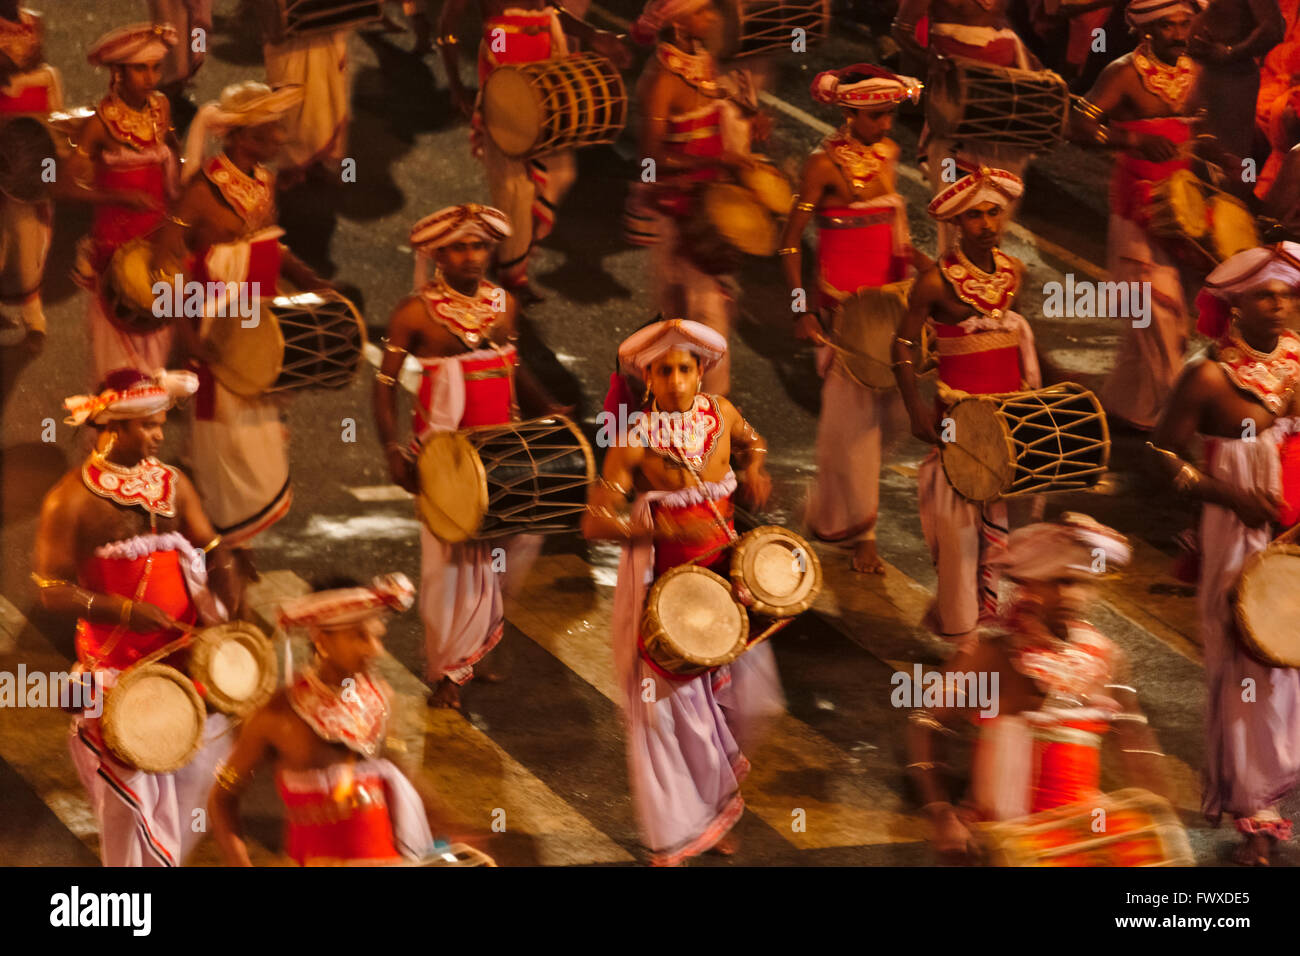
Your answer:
[40,468,86,519]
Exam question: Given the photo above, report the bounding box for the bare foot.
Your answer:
[851,540,886,575]
[427,678,463,711]
[1232,833,1272,866]
[710,831,740,856]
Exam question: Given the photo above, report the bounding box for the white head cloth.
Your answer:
[64,367,198,426]
[617,318,727,376]
[1125,0,1206,29]
[927,166,1024,221]
[990,513,1131,583]
[410,203,512,287]
[278,573,416,631]
[181,81,305,182]
[87,22,178,66]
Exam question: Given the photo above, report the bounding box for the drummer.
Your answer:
[210,574,444,866]
[1068,0,1208,431]
[66,22,182,382]
[630,0,767,395]
[436,0,631,302]
[582,318,783,865]
[1148,242,1300,865]
[154,81,334,582]
[373,203,566,711]
[31,367,241,866]
[0,1,61,354]
[905,514,1171,861]
[893,167,1045,654]
[891,0,1043,253]
[781,64,929,575]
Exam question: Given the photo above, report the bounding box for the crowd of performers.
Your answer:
[5,0,1300,868]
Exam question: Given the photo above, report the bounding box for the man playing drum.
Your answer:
[630,0,767,395]
[905,514,1172,862]
[437,0,630,301]
[373,203,563,711]
[210,575,443,866]
[1069,0,1209,431]
[894,167,1044,653]
[68,23,182,382]
[582,318,783,865]
[1148,242,1300,865]
[32,367,241,866]
[155,81,334,580]
[891,0,1043,253]
[0,1,61,354]
[781,64,929,574]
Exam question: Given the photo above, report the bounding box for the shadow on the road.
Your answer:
[0,440,66,524]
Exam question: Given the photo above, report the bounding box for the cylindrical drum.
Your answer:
[189,622,278,717]
[1234,543,1300,666]
[730,525,822,618]
[417,415,595,543]
[927,56,1069,151]
[718,0,830,58]
[830,279,914,390]
[641,564,749,676]
[102,663,206,773]
[482,53,627,159]
[940,383,1110,502]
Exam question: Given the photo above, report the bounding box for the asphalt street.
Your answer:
[0,0,1285,866]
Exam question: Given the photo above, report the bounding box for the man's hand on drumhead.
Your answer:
[793,313,825,344]
[1231,487,1284,529]
[388,451,419,495]
[910,415,941,446]
[128,601,183,634]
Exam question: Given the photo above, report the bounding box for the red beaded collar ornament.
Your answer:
[97,91,168,149]
[641,392,724,471]
[1215,330,1300,415]
[421,271,502,348]
[940,247,1019,319]
[205,152,274,223]
[81,454,179,518]
[1132,40,1195,109]
[288,669,391,758]
[822,128,896,193]
[657,42,720,97]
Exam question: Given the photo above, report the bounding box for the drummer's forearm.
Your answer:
[31,578,132,626]
[278,250,324,291]
[514,366,559,416]
[207,549,242,619]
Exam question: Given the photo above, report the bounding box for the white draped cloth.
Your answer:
[263,29,350,173]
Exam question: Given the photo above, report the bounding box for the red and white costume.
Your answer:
[405,205,540,685]
[917,170,1041,644]
[801,68,920,549]
[271,578,435,865]
[1192,245,1300,838]
[611,320,784,865]
[474,6,577,291]
[77,25,180,378]
[0,7,60,337]
[59,370,234,867]
[1098,35,1201,430]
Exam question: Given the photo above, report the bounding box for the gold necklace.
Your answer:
[1132,39,1194,108]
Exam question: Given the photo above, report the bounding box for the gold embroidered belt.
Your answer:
[285,782,388,826]
[935,330,1019,356]
[816,210,894,229]
[463,366,512,382]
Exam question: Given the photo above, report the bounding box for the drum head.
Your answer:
[102,238,177,336]
[940,396,1016,502]
[731,525,822,617]
[207,297,286,397]
[647,565,749,668]
[417,431,489,543]
[703,184,776,257]
[740,161,794,215]
[833,280,912,390]
[1234,545,1300,666]
[1210,195,1259,261]
[102,664,205,773]
[483,67,543,158]
[1163,170,1208,238]
[265,290,367,394]
[192,622,278,717]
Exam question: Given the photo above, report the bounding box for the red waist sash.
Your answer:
[89,163,167,270]
[1110,117,1193,223]
[934,323,1023,396]
[817,206,902,300]
[1031,719,1108,814]
[1280,433,1300,528]
[277,771,401,865]
[458,352,516,428]
[76,549,196,670]
[0,83,50,114]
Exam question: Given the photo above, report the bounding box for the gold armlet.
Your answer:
[777,247,799,256]
[31,572,71,590]
[201,535,222,554]
[375,371,398,387]
[382,338,408,357]
[893,335,916,348]
[215,762,248,793]
[166,214,191,228]
[1113,713,1149,725]
[598,476,630,498]
[906,761,948,772]
[586,504,632,534]
[908,711,950,733]
[435,33,459,47]
[119,599,134,625]
[795,201,816,213]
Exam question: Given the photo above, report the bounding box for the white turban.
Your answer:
[927,166,1024,221]
[1195,242,1300,339]
[1125,0,1206,28]
[64,368,198,426]
[990,513,1131,583]
[617,318,727,376]
[87,22,178,66]
[182,82,306,182]
[810,65,923,109]
[278,574,416,631]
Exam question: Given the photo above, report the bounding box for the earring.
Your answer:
[100,432,117,457]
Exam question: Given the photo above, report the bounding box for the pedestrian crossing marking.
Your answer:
[506,553,929,848]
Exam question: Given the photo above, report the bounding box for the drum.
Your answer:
[482,53,627,159]
[1147,169,1207,241]
[0,116,56,202]
[641,564,750,676]
[417,415,595,543]
[927,57,1070,152]
[730,525,822,618]
[979,788,1194,866]
[99,237,186,336]
[208,290,366,397]
[189,622,278,717]
[719,0,830,58]
[940,383,1110,503]
[101,663,206,774]
[1208,192,1260,262]
[830,279,914,390]
[739,160,794,215]
[701,183,778,257]
[1234,543,1300,666]
[275,0,384,40]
